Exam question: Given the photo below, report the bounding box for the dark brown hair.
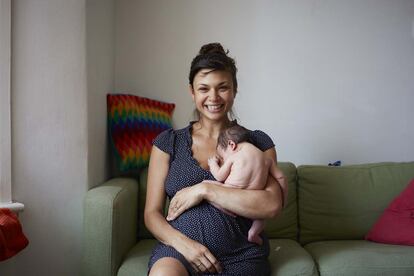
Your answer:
[189,42,238,93]
[217,123,249,149]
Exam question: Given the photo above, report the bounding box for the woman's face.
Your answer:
[190,69,235,122]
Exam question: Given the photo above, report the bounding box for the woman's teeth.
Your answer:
[206,104,223,111]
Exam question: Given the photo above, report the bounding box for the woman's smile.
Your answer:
[205,104,225,112]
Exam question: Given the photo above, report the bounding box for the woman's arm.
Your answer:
[144,146,181,245]
[144,146,222,274]
[167,147,283,221]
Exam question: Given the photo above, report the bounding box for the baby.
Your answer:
[208,124,288,245]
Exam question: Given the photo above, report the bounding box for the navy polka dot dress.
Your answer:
[148,121,275,276]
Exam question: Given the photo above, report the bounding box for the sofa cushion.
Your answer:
[265,162,298,239]
[107,94,175,173]
[119,239,317,276]
[365,178,414,245]
[305,240,414,276]
[298,162,414,244]
[269,239,317,276]
[117,239,156,276]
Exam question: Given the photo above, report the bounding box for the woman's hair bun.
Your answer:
[199,43,228,55]
[189,42,238,93]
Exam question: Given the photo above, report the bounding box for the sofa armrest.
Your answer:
[82,178,138,276]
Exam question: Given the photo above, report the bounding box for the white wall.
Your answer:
[115,0,414,165]
[0,0,12,203]
[86,0,115,188]
[0,0,114,275]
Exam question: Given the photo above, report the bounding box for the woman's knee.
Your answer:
[149,257,189,276]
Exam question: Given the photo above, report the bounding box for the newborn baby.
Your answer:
[208,124,288,245]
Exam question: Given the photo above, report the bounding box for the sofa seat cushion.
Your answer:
[305,240,414,276]
[269,239,317,276]
[117,239,156,276]
[118,239,316,276]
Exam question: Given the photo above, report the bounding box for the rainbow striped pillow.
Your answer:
[107,94,175,172]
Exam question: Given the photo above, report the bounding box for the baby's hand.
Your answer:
[208,156,219,168]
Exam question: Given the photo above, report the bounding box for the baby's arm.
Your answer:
[208,156,233,182]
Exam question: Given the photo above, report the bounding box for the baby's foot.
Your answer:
[248,233,263,245]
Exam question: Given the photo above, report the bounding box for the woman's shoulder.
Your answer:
[248,128,275,152]
[154,123,190,139]
[152,124,191,154]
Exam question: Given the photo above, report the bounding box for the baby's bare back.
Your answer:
[223,143,270,190]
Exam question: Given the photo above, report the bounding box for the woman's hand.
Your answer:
[166,183,207,221]
[174,235,222,274]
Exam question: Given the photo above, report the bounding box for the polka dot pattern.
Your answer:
[148,122,275,275]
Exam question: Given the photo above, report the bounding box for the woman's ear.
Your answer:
[188,84,195,101]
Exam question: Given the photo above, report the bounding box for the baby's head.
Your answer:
[216,124,250,160]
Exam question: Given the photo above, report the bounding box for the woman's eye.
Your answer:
[219,86,229,92]
[198,87,208,92]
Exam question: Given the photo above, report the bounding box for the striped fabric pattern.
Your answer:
[107,94,175,172]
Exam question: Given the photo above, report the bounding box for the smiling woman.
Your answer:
[144,43,282,276]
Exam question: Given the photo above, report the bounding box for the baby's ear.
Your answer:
[228,140,237,150]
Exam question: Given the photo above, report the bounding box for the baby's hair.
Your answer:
[217,123,250,149]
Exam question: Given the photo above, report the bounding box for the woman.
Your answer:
[145,43,283,276]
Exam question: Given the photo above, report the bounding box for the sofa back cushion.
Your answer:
[264,162,298,239]
[298,162,414,244]
[137,162,298,240]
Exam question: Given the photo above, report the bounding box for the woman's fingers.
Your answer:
[199,257,213,273]
[196,262,206,274]
[204,251,222,273]
[176,237,222,274]
[167,193,183,220]
[166,194,183,221]
[194,247,222,274]
[166,185,204,221]
[167,204,183,221]
[189,262,199,274]
[193,255,220,274]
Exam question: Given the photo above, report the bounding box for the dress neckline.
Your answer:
[185,121,210,172]
[185,120,238,173]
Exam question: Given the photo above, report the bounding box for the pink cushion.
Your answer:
[365,179,414,246]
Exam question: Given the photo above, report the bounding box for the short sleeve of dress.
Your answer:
[249,130,275,152]
[152,128,175,156]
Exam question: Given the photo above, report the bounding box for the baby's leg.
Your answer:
[248,219,265,245]
[268,161,288,207]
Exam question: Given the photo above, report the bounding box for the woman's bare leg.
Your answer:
[149,257,189,276]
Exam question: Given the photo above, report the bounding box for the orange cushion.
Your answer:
[0,208,29,261]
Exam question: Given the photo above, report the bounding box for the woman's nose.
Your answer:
[209,89,219,100]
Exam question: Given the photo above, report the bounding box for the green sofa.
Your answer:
[82,162,414,276]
